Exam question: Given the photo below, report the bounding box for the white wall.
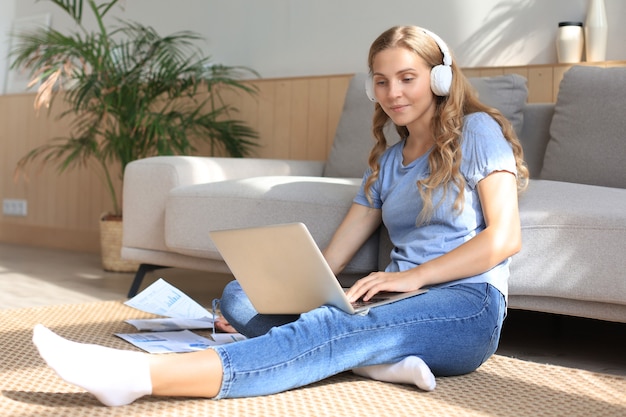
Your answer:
[0,0,15,94]
[2,0,625,92]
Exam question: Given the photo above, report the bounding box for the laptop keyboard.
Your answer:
[346,290,397,308]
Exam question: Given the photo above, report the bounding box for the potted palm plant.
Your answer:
[10,0,259,271]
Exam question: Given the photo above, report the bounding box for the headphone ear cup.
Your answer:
[430,64,452,96]
[365,74,377,102]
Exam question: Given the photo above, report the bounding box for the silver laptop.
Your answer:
[209,222,427,315]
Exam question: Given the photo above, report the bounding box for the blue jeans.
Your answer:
[212,280,506,399]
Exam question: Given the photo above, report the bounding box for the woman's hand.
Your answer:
[214,317,238,333]
[345,269,423,303]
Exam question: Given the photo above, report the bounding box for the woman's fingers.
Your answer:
[214,318,238,333]
[346,272,388,302]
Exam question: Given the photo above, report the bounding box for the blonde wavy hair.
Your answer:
[364,26,529,223]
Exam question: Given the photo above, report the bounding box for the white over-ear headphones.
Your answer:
[365,27,453,102]
[423,29,453,96]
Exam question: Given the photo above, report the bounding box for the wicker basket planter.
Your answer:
[99,215,139,272]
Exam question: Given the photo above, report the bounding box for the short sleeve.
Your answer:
[354,167,382,209]
[461,113,517,189]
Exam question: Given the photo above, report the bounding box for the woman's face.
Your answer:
[371,47,436,132]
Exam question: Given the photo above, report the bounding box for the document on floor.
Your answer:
[116,329,246,354]
[119,278,246,353]
[124,277,214,326]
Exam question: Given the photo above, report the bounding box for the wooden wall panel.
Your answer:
[528,67,554,103]
[306,78,330,161]
[217,74,352,161]
[1,62,625,253]
[0,94,107,252]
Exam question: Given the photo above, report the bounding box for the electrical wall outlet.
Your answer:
[2,199,28,217]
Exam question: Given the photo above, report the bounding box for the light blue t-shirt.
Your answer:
[354,112,517,298]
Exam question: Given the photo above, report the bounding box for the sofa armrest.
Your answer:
[122,156,325,253]
[519,103,554,178]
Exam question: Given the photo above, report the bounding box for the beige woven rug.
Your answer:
[1,301,625,417]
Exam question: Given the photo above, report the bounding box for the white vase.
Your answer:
[585,0,608,62]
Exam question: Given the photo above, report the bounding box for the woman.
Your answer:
[32,25,528,406]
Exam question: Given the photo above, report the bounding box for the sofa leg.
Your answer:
[127,264,170,298]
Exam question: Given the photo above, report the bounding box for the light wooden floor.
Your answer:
[0,242,231,309]
[2,242,625,377]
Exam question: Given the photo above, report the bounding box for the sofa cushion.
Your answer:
[322,73,386,179]
[469,74,528,135]
[540,66,626,189]
[512,179,626,306]
[323,73,528,178]
[164,176,378,274]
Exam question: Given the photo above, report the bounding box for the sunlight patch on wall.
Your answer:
[451,0,559,67]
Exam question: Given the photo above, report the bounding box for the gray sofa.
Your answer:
[122,66,626,323]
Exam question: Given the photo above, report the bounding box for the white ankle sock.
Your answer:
[32,324,152,406]
[353,356,436,391]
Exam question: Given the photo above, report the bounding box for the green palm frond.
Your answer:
[11,0,259,216]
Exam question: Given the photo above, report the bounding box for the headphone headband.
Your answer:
[421,29,452,67]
